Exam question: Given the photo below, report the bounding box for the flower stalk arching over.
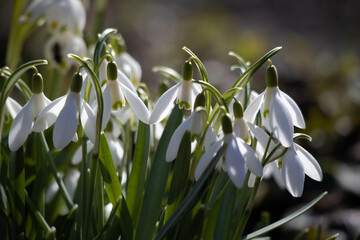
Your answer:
[244,61,305,148]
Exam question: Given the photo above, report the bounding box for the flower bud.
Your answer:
[266,60,278,87]
[107,61,118,81]
[221,114,233,134]
[182,61,193,81]
[194,92,206,110]
[70,72,83,93]
[31,73,44,94]
[233,101,244,119]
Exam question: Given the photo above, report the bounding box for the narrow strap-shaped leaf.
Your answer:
[155,145,226,240]
[164,130,192,223]
[244,191,328,240]
[135,105,183,240]
[93,28,117,68]
[99,133,133,239]
[126,120,150,223]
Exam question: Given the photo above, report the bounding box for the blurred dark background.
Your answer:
[1,0,360,239]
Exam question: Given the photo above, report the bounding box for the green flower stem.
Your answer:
[194,80,229,112]
[80,135,88,240]
[0,60,47,157]
[25,190,56,239]
[232,177,261,240]
[39,133,74,209]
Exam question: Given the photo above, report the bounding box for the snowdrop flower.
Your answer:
[8,73,51,151]
[195,115,263,188]
[44,31,87,69]
[149,61,202,124]
[21,0,86,35]
[166,93,207,162]
[101,61,150,127]
[244,61,305,147]
[248,123,322,197]
[232,101,251,143]
[33,72,96,149]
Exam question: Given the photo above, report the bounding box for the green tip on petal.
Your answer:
[70,72,83,93]
[182,61,193,81]
[266,60,278,87]
[221,114,233,134]
[107,61,118,80]
[105,120,113,132]
[233,101,244,118]
[194,92,206,110]
[31,73,44,94]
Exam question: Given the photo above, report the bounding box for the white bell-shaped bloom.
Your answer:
[166,107,207,162]
[3,97,22,123]
[244,63,305,147]
[33,72,96,149]
[116,52,142,85]
[101,62,149,128]
[195,115,262,188]
[44,31,87,69]
[21,0,86,35]
[247,122,322,197]
[149,62,202,124]
[9,93,51,151]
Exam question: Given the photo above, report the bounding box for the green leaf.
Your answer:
[152,66,182,83]
[93,28,117,68]
[244,191,328,240]
[232,47,282,88]
[135,105,183,240]
[182,46,209,83]
[99,133,133,240]
[164,130,192,223]
[326,233,339,240]
[126,121,150,223]
[155,145,225,240]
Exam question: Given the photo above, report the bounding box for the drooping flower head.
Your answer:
[195,115,263,188]
[149,61,202,124]
[8,72,51,151]
[21,0,86,35]
[244,61,305,147]
[232,100,251,144]
[33,71,97,149]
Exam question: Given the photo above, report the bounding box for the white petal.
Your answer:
[225,135,246,188]
[149,81,181,124]
[53,96,79,149]
[8,97,35,151]
[263,161,285,189]
[117,69,137,93]
[269,92,293,148]
[195,140,223,181]
[295,144,322,181]
[280,90,306,129]
[5,97,22,118]
[282,148,305,197]
[33,95,67,132]
[101,84,112,130]
[244,91,265,123]
[237,138,263,177]
[21,0,56,22]
[33,93,51,117]
[204,126,218,151]
[191,81,202,97]
[80,100,96,143]
[119,82,150,124]
[116,52,142,83]
[166,115,193,162]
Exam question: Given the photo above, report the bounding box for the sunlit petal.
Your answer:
[8,97,35,151]
[119,82,150,124]
[269,92,293,147]
[282,148,304,197]
[80,100,96,143]
[237,138,263,177]
[5,97,22,118]
[33,95,67,132]
[295,144,322,181]
[280,91,306,129]
[195,140,223,181]
[149,81,181,124]
[225,135,246,188]
[117,69,136,93]
[244,91,265,123]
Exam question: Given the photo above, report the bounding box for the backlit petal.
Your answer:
[237,138,262,177]
[149,81,181,124]
[195,140,222,181]
[282,148,304,197]
[5,97,22,118]
[244,91,265,123]
[295,144,322,181]
[117,69,136,93]
[9,97,34,151]
[280,90,306,129]
[80,100,96,143]
[225,135,246,188]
